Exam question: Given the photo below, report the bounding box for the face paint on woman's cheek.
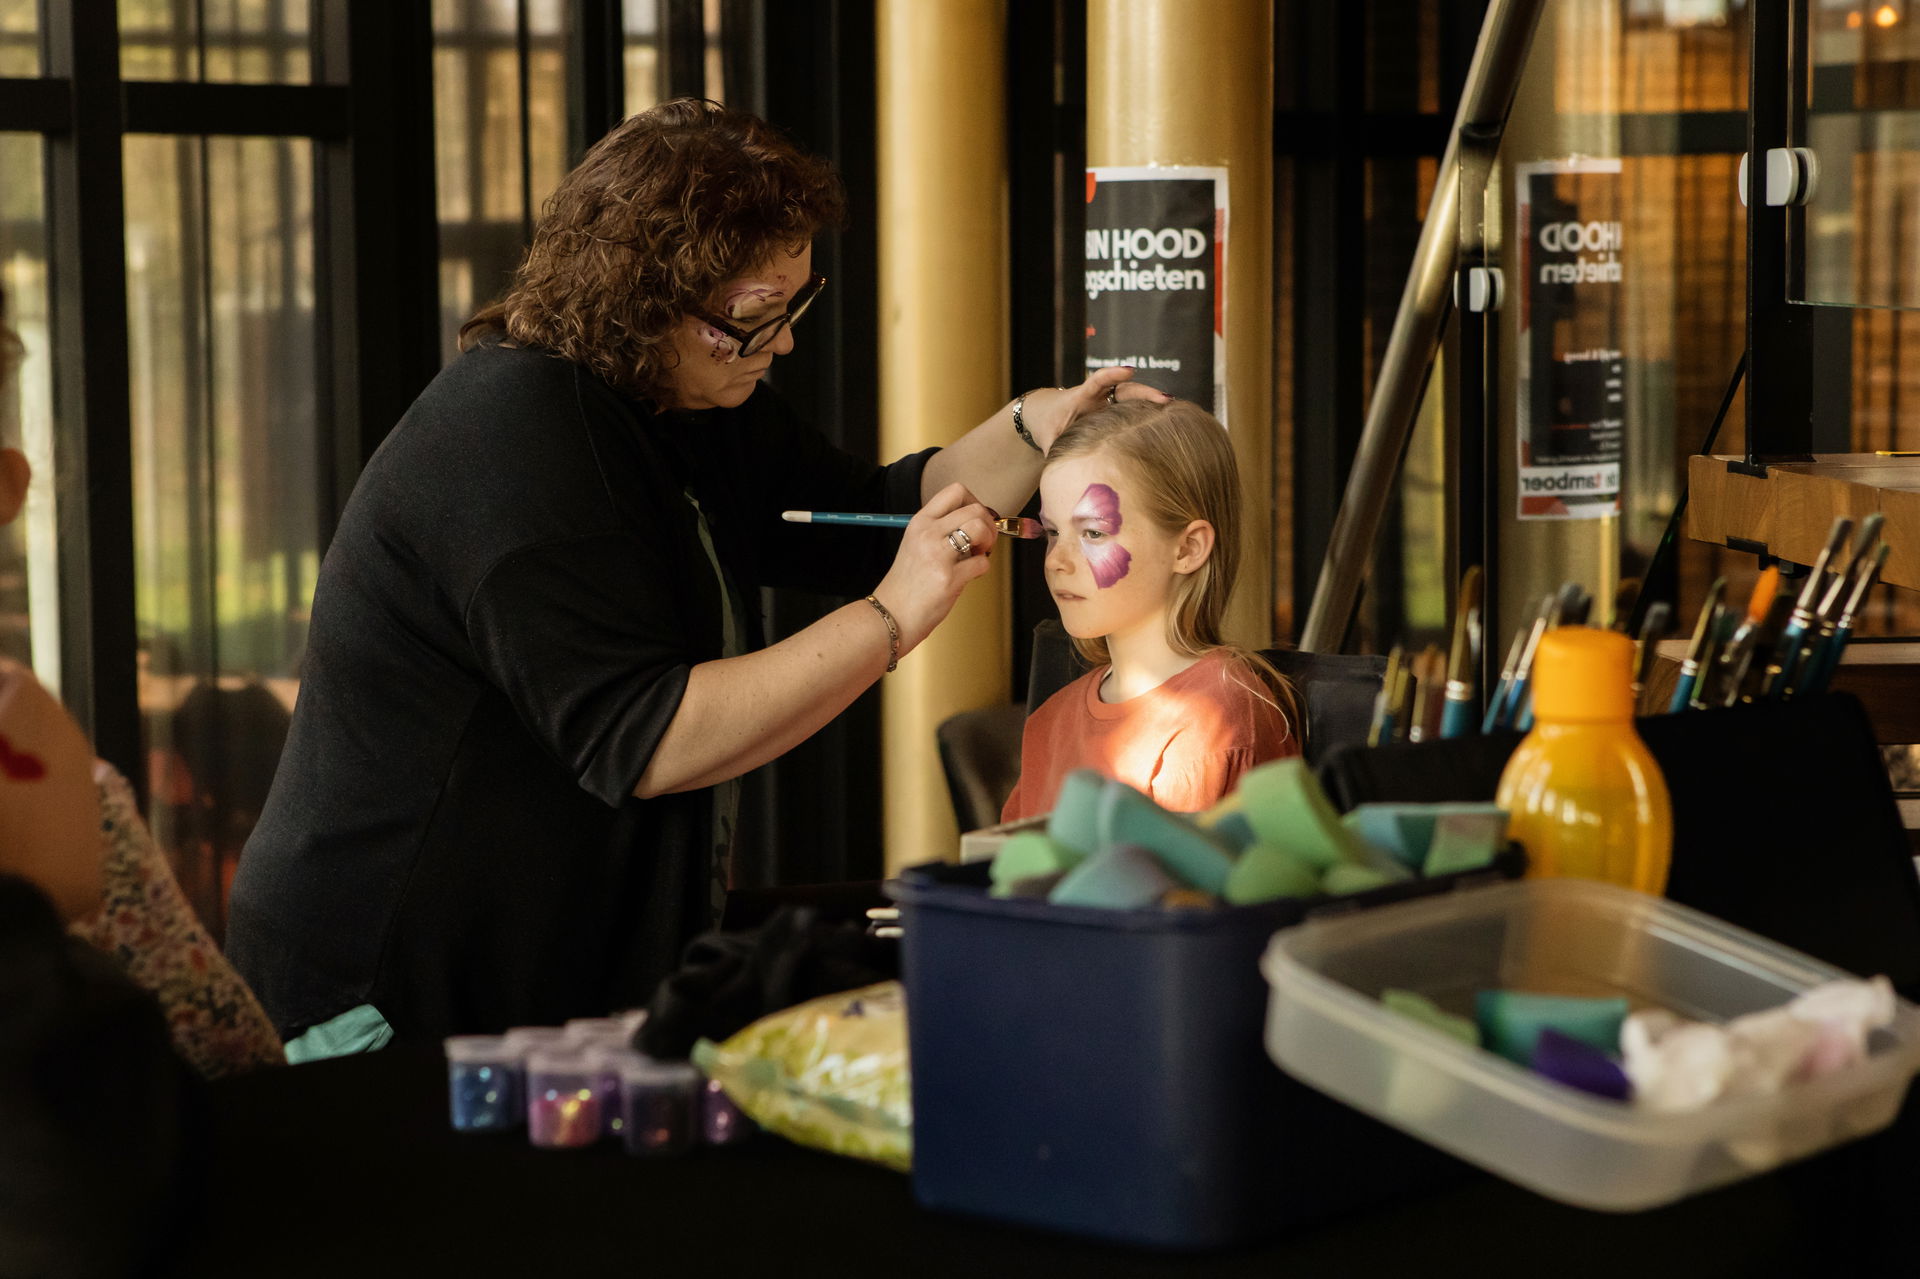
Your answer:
[723,285,785,320]
[698,325,740,364]
[1074,483,1133,589]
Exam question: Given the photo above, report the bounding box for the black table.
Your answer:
[163,1039,1920,1278]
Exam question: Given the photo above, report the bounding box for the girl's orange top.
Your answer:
[1001,649,1299,823]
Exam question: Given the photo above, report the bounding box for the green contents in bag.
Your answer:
[693,981,912,1172]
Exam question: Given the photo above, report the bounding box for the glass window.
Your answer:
[0,133,55,683]
[119,0,312,83]
[434,0,575,362]
[123,133,317,936]
[0,0,38,76]
[626,0,660,119]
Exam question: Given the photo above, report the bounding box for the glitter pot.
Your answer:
[700,1075,755,1146]
[619,1056,701,1157]
[444,1035,520,1132]
[526,1047,604,1148]
[563,1017,630,1046]
[582,1043,640,1137]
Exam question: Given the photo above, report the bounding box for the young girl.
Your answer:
[0,287,281,1079]
[1000,399,1300,822]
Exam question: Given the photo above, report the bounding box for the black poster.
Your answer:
[1083,167,1227,423]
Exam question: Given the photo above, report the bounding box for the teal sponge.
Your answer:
[1235,757,1369,870]
[1046,769,1109,856]
[1094,781,1236,894]
[1048,843,1182,910]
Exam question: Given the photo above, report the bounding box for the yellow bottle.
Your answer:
[1495,626,1672,894]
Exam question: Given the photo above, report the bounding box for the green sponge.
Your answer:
[1045,769,1108,856]
[1381,989,1480,1047]
[989,831,1081,893]
[1048,843,1182,910]
[1094,781,1237,894]
[1321,862,1396,896]
[1235,757,1369,870]
[1420,809,1510,877]
[1474,990,1629,1066]
[1223,841,1320,905]
[1196,795,1259,852]
[1343,806,1441,871]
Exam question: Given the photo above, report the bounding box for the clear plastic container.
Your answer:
[563,1017,631,1046]
[1261,878,1920,1211]
[443,1035,520,1132]
[525,1047,607,1148]
[619,1056,701,1157]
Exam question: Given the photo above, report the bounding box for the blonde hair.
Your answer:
[1044,399,1300,736]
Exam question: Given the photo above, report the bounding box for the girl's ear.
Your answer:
[1172,519,1215,575]
[0,448,30,527]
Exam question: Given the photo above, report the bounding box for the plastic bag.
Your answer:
[691,980,910,1171]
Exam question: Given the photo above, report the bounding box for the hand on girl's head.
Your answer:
[0,658,104,922]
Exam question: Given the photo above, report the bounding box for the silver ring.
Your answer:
[1105,384,1118,404]
[946,528,973,559]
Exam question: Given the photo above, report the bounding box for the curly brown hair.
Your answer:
[459,98,845,401]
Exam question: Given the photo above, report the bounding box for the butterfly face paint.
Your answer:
[1073,483,1132,589]
[698,325,740,364]
[660,245,810,412]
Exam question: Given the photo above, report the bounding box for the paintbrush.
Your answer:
[1668,577,1725,713]
[1631,600,1672,702]
[1796,542,1890,697]
[1482,626,1530,734]
[1726,593,1795,706]
[1508,592,1568,734]
[1407,645,1446,743]
[1441,567,1484,739]
[1701,566,1780,707]
[781,510,1046,538]
[1687,608,1737,711]
[1369,645,1404,748]
[1762,516,1857,697]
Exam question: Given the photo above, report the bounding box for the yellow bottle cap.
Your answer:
[1531,626,1634,722]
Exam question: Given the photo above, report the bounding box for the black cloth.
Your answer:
[636,904,899,1060]
[0,874,204,1279]
[227,341,933,1041]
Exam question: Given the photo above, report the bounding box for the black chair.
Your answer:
[1025,619,1386,768]
[934,702,1028,833]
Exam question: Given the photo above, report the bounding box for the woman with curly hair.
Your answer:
[227,99,1163,1057]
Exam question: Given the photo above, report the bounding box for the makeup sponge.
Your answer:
[1048,843,1183,910]
[1234,757,1369,870]
[1195,795,1259,853]
[1321,863,1396,896]
[1342,806,1441,871]
[1531,1028,1632,1101]
[1095,781,1237,894]
[1421,808,1510,877]
[1475,990,1630,1067]
[989,831,1081,897]
[1046,769,1109,857]
[1222,841,1320,905]
[1381,989,1480,1047]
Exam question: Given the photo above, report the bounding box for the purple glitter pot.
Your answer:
[444,1035,520,1132]
[700,1075,756,1146]
[526,1047,604,1148]
[619,1056,701,1157]
[583,1043,640,1138]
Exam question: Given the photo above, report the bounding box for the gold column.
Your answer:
[876,0,1010,871]
[1088,0,1275,646]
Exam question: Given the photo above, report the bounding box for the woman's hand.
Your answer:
[872,482,999,653]
[1018,365,1173,453]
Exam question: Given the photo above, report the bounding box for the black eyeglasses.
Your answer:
[691,274,827,358]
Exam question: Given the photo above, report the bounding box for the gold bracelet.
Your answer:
[864,594,900,673]
[1011,393,1043,453]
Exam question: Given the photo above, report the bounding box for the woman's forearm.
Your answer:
[920,401,1042,514]
[633,599,893,798]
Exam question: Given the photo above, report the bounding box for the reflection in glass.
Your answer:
[0,0,38,76]
[434,0,574,361]
[119,0,311,83]
[123,135,317,937]
[1801,1,1920,309]
[0,134,54,680]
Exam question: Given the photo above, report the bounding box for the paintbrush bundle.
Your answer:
[1666,514,1889,712]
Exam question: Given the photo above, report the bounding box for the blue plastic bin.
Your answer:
[891,855,1521,1249]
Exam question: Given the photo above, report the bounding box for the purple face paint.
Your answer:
[723,284,785,320]
[697,324,739,364]
[1073,483,1132,589]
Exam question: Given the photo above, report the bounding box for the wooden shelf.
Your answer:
[1687,453,1920,586]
